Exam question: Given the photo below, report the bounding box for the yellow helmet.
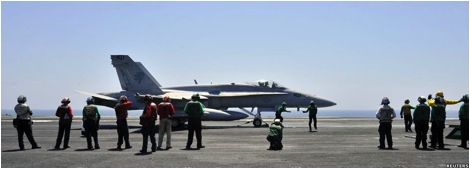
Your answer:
[436,91,444,97]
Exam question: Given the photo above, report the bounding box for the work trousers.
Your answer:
[141,121,156,152]
[158,118,172,148]
[309,115,317,130]
[414,120,429,148]
[16,120,38,149]
[116,119,131,147]
[275,114,284,123]
[55,121,71,149]
[378,122,393,148]
[84,120,99,149]
[430,121,445,149]
[404,115,413,132]
[461,119,469,147]
[187,118,202,147]
[266,136,283,150]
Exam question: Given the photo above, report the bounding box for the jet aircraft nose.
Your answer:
[225,110,249,120]
[311,96,337,108]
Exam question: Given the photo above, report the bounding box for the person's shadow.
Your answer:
[2,149,25,152]
[135,152,152,156]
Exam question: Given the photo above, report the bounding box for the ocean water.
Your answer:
[1,109,460,119]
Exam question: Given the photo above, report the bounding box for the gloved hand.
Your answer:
[401,115,403,118]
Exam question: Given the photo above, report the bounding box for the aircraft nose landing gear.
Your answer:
[253,118,262,127]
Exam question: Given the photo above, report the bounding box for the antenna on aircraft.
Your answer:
[194,79,198,85]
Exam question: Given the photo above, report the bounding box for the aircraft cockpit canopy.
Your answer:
[255,80,286,89]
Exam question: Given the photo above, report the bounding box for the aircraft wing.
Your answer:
[135,92,208,101]
[201,92,288,97]
[75,90,119,101]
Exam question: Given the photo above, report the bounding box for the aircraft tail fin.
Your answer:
[111,55,163,94]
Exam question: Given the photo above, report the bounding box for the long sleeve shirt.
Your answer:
[376,105,396,123]
[427,98,460,107]
[56,105,73,123]
[431,104,446,122]
[413,104,430,122]
[459,103,469,120]
[15,103,32,120]
[276,106,290,116]
[114,101,132,120]
[400,104,415,116]
[141,103,157,120]
[268,123,283,141]
[82,104,100,122]
[303,105,318,117]
[157,102,175,119]
[184,101,204,118]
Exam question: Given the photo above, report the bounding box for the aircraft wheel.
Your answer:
[253,118,262,127]
[171,119,180,128]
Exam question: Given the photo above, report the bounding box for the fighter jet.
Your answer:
[76,55,336,127]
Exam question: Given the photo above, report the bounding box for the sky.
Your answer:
[1,1,469,112]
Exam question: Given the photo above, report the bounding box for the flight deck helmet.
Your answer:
[404,99,410,104]
[462,94,469,103]
[434,96,444,105]
[86,97,94,104]
[310,100,316,106]
[282,102,287,106]
[191,93,200,101]
[436,91,444,98]
[163,95,170,102]
[381,97,390,105]
[144,94,152,102]
[417,96,426,103]
[119,95,128,103]
[17,95,27,103]
[61,97,71,104]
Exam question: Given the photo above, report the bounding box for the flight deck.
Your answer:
[1,116,468,168]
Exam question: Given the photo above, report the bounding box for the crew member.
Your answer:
[400,99,415,132]
[157,95,175,150]
[303,101,318,132]
[267,119,284,150]
[458,94,468,148]
[428,91,461,149]
[140,94,157,153]
[114,95,133,150]
[14,95,41,150]
[83,97,101,150]
[413,96,430,149]
[376,97,396,149]
[184,93,205,150]
[430,96,447,149]
[54,97,73,150]
[276,102,291,123]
